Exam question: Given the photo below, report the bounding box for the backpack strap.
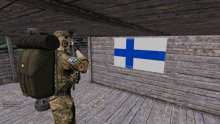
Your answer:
[43,50,60,102]
[25,49,35,96]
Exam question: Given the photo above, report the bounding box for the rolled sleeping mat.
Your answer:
[16,35,60,50]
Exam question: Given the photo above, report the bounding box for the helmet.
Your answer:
[54,30,70,50]
[53,30,70,38]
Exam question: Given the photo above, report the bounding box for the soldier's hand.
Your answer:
[72,42,80,52]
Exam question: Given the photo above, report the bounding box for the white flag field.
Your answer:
[114,38,168,74]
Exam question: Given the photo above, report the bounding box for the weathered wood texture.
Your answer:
[0,72,219,124]
[88,37,92,83]
[1,0,220,36]
[6,36,18,82]
[0,52,20,85]
[90,36,220,116]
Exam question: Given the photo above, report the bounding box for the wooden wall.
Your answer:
[0,52,20,85]
[90,36,220,116]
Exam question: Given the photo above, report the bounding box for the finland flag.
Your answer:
[114,38,167,74]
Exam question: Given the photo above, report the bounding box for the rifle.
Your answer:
[68,29,80,90]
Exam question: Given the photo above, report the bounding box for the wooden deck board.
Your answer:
[104,94,140,124]
[153,101,167,124]
[171,105,180,124]
[132,98,156,124]
[76,88,116,123]
[187,108,196,124]
[75,85,111,114]
[161,103,173,124]
[179,107,187,124]
[194,110,205,124]
[0,72,219,124]
[144,99,158,124]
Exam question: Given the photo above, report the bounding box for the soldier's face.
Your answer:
[59,36,70,50]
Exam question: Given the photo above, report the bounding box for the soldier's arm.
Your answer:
[69,57,89,72]
[59,53,89,72]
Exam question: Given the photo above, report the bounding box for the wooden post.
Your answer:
[6,36,18,82]
[88,36,92,83]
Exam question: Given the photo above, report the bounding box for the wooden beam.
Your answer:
[87,36,92,83]
[11,0,170,36]
[6,36,18,82]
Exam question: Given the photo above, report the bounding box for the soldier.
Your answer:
[49,30,88,124]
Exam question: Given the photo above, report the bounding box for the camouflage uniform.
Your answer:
[49,30,89,124]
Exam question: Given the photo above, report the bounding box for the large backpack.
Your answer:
[16,34,60,99]
[17,49,56,99]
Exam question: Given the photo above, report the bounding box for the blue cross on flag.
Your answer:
[114,37,167,74]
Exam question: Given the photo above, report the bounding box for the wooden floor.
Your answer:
[0,72,219,124]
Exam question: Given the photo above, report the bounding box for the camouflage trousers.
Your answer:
[49,95,76,124]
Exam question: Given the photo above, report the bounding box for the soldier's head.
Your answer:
[54,30,70,51]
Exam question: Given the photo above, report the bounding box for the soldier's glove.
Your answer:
[72,42,80,52]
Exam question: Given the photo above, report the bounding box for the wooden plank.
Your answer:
[94,0,217,16]
[161,103,173,124]
[11,110,41,124]
[74,84,107,106]
[92,61,220,95]
[155,27,220,36]
[0,3,42,22]
[170,105,180,124]
[88,36,92,83]
[104,94,141,124]
[149,101,166,124]
[92,74,220,116]
[212,114,220,124]
[76,88,116,123]
[0,99,35,123]
[0,71,12,77]
[203,113,215,124]
[92,64,220,103]
[194,110,205,124]
[1,15,86,30]
[75,86,113,116]
[165,60,220,74]
[71,0,148,11]
[0,97,34,117]
[119,96,145,124]
[0,96,30,114]
[78,90,123,124]
[186,109,196,124]
[3,107,36,124]
[6,36,18,82]
[28,110,51,124]
[144,100,161,124]
[72,79,90,92]
[87,92,131,124]
[0,0,13,10]
[130,98,156,124]
[93,70,220,111]
[179,107,187,124]
[149,101,164,124]
[169,36,220,43]
[73,84,102,106]
[203,112,220,124]
[121,8,220,26]
[0,10,73,29]
[147,24,220,35]
[42,111,55,124]
[13,0,170,36]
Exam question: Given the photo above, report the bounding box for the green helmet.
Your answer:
[53,30,70,38]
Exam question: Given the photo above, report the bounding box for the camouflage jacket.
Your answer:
[54,50,88,93]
